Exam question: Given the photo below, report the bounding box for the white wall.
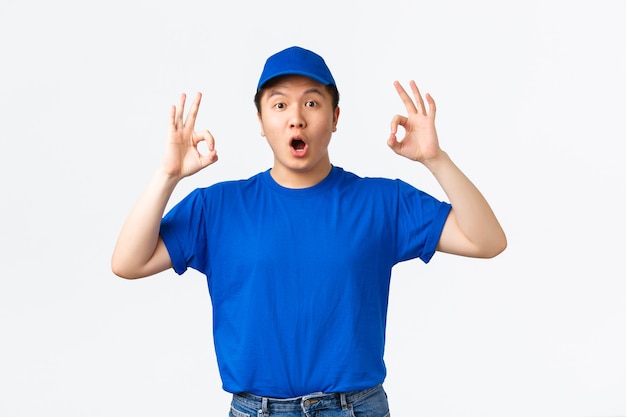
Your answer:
[1,1,624,416]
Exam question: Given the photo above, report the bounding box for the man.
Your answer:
[112,46,506,416]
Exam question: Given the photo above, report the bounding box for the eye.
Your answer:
[273,102,286,110]
[305,101,317,108]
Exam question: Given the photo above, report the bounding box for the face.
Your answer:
[258,75,340,188]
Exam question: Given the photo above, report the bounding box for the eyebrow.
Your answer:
[266,87,325,100]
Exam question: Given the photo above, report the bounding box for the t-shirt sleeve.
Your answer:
[159,189,208,275]
[395,180,452,264]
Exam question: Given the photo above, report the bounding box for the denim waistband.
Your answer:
[232,384,383,415]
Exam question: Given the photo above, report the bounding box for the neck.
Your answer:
[270,162,332,189]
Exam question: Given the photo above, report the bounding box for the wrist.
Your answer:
[153,168,182,190]
[421,150,450,171]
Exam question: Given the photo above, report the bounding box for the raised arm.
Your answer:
[111,92,218,279]
[387,81,506,258]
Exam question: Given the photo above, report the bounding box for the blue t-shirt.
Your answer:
[160,166,451,398]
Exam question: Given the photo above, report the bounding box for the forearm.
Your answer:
[424,151,507,258]
[111,171,180,278]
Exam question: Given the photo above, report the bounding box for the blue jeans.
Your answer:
[229,384,390,417]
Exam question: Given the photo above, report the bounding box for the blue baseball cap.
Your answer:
[257,46,336,91]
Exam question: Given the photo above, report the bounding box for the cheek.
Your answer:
[327,118,338,133]
[259,118,279,138]
[260,114,284,131]
[261,123,280,140]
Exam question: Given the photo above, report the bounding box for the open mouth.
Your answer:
[290,138,306,153]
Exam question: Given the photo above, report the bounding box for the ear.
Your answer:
[332,106,340,132]
[257,112,265,137]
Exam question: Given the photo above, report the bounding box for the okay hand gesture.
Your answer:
[162,92,218,179]
[387,81,442,163]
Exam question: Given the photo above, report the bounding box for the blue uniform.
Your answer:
[160,166,451,398]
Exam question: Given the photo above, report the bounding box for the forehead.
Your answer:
[262,75,327,99]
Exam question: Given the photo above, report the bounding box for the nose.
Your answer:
[289,108,306,128]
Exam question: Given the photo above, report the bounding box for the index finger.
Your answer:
[393,81,418,115]
[183,92,203,129]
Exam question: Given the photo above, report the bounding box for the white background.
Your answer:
[1,1,625,416]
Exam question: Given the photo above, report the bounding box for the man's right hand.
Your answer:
[163,92,218,179]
